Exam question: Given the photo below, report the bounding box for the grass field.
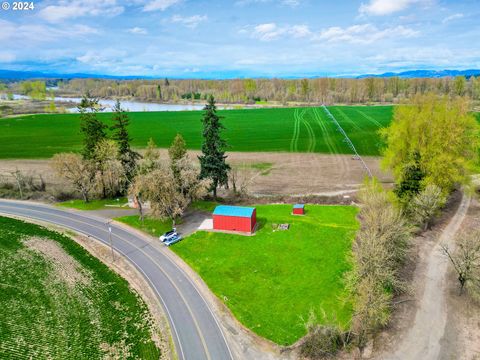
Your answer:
[57,197,128,210]
[0,106,393,159]
[0,216,161,359]
[171,204,359,345]
[115,215,174,237]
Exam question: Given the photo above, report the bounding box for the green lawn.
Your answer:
[115,215,174,237]
[190,200,219,213]
[0,216,160,359]
[57,197,128,211]
[0,106,393,158]
[171,204,359,345]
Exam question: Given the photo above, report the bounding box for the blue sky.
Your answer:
[0,0,479,77]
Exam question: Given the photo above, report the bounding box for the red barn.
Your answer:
[213,205,256,233]
[293,204,305,215]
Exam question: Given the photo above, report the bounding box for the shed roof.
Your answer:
[213,205,255,218]
[293,204,305,209]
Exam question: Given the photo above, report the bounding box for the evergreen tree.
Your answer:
[394,151,425,206]
[198,95,230,199]
[110,100,140,183]
[79,92,106,159]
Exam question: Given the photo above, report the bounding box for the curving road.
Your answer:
[0,199,234,360]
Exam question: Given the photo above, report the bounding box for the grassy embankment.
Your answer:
[0,216,161,359]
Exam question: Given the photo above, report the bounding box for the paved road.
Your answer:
[0,200,233,360]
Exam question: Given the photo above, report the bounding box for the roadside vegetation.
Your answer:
[0,216,161,359]
[57,197,128,211]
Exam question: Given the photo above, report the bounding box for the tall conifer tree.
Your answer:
[79,92,106,159]
[198,95,230,198]
[110,100,140,183]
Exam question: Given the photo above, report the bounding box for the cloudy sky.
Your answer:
[0,0,479,77]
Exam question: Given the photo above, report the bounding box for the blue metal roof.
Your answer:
[213,205,255,218]
[293,204,305,209]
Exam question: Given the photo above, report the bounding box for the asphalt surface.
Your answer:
[0,200,234,360]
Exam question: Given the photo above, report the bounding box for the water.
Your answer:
[11,94,234,112]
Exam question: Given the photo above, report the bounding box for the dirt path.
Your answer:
[381,193,471,360]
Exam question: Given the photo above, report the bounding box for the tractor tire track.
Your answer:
[301,109,316,152]
[290,108,300,152]
[332,107,363,132]
[312,107,348,177]
[355,109,383,128]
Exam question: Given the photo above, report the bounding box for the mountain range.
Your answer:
[1,69,479,80]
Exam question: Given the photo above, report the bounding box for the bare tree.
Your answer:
[10,169,24,199]
[130,157,210,226]
[442,230,480,295]
[51,153,96,202]
[410,184,446,230]
[346,178,412,354]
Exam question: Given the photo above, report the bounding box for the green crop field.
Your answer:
[0,216,161,359]
[171,204,359,345]
[0,106,392,159]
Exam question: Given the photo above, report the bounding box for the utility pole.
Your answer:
[107,221,115,262]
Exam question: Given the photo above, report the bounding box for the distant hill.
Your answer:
[356,69,480,79]
[1,68,479,81]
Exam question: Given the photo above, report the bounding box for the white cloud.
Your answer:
[359,0,422,16]
[171,14,207,28]
[142,0,181,12]
[0,52,16,62]
[235,0,301,7]
[76,49,127,68]
[128,27,148,34]
[316,24,418,44]
[290,25,311,38]
[442,13,463,24]
[39,0,124,22]
[0,19,98,42]
[249,23,311,41]
[281,0,300,7]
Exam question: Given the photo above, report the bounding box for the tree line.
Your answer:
[53,76,480,105]
[51,94,230,226]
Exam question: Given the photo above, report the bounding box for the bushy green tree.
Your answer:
[20,80,46,100]
[382,94,480,195]
[198,95,230,199]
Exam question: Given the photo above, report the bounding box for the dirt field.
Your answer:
[0,151,391,197]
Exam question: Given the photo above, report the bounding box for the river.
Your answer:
[11,94,235,112]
